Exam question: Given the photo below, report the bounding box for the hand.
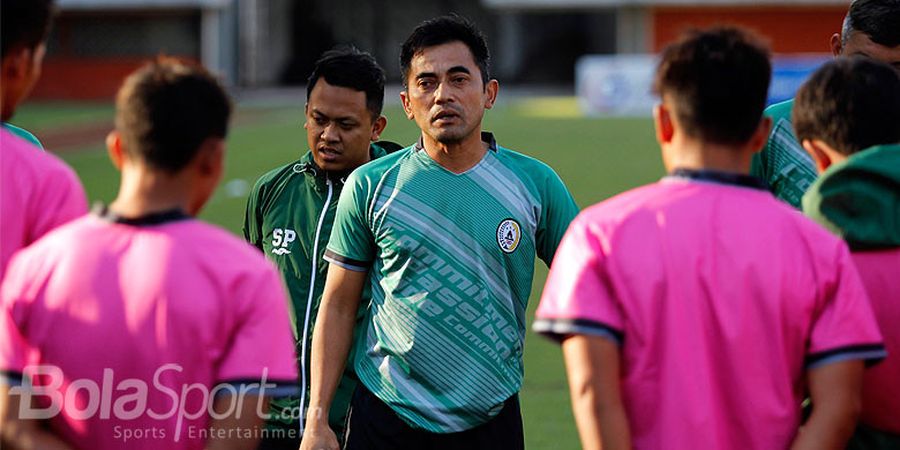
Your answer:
[298,423,339,450]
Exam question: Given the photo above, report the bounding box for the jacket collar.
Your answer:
[297,143,389,184]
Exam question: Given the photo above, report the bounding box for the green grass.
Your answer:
[15,99,664,449]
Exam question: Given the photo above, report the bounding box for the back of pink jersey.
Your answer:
[535,174,885,450]
[853,250,900,433]
[1,212,298,450]
[0,128,87,277]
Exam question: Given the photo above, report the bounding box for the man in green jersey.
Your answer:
[243,47,393,450]
[301,15,579,450]
[752,0,900,208]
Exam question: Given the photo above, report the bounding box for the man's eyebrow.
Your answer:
[310,108,356,122]
[448,66,471,75]
[415,72,438,80]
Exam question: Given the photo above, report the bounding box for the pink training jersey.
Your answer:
[853,250,900,434]
[0,128,87,278]
[534,170,886,450]
[0,208,298,450]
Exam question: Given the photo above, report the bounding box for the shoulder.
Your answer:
[3,123,43,149]
[764,98,794,122]
[251,158,306,192]
[348,147,412,184]
[2,129,77,179]
[493,146,557,175]
[578,183,664,226]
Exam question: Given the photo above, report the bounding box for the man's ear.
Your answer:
[830,32,843,57]
[653,103,675,145]
[370,116,388,141]
[483,79,499,109]
[303,103,310,131]
[106,131,126,170]
[195,137,225,178]
[1,47,31,84]
[801,139,834,173]
[748,116,773,154]
[399,89,415,120]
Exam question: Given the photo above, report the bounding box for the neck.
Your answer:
[110,166,194,218]
[664,139,754,175]
[421,129,487,174]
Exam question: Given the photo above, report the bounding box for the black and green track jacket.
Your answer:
[243,142,398,434]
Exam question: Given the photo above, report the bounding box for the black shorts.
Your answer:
[344,385,524,450]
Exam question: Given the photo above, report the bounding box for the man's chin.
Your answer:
[432,129,468,145]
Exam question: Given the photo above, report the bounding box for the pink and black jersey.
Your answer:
[535,169,886,450]
[853,250,900,434]
[0,128,87,278]
[0,207,298,450]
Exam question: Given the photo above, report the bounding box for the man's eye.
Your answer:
[314,117,328,126]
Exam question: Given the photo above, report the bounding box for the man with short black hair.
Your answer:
[1,58,299,450]
[243,47,393,449]
[0,0,86,279]
[752,0,900,207]
[793,57,900,449]
[535,27,885,450]
[301,15,579,450]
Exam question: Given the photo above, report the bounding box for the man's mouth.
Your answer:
[432,110,460,123]
[318,147,341,160]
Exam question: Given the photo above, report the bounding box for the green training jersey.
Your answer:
[243,143,390,435]
[750,99,817,208]
[324,132,579,433]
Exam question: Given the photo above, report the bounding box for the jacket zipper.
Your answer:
[299,177,333,433]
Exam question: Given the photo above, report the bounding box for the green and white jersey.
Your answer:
[750,99,817,209]
[324,132,579,433]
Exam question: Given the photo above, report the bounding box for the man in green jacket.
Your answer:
[751,0,900,208]
[243,47,394,449]
[793,56,900,450]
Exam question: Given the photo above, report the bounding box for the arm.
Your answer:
[790,360,864,450]
[299,265,367,450]
[561,335,631,450]
[0,384,73,450]
[242,181,264,250]
[204,394,268,450]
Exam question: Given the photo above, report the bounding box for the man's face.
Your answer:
[400,41,497,145]
[838,32,900,72]
[304,78,384,172]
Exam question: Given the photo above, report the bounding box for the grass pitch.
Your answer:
[14,97,663,449]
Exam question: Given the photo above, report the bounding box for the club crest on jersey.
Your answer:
[497,219,521,254]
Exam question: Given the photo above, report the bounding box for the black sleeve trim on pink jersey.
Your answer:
[532,318,623,345]
[0,370,24,386]
[806,343,887,369]
[323,249,370,272]
[215,378,300,398]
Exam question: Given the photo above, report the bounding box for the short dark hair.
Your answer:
[1,0,55,58]
[307,47,385,119]
[653,27,772,146]
[843,0,900,47]
[400,15,491,88]
[793,57,900,155]
[115,58,232,173]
